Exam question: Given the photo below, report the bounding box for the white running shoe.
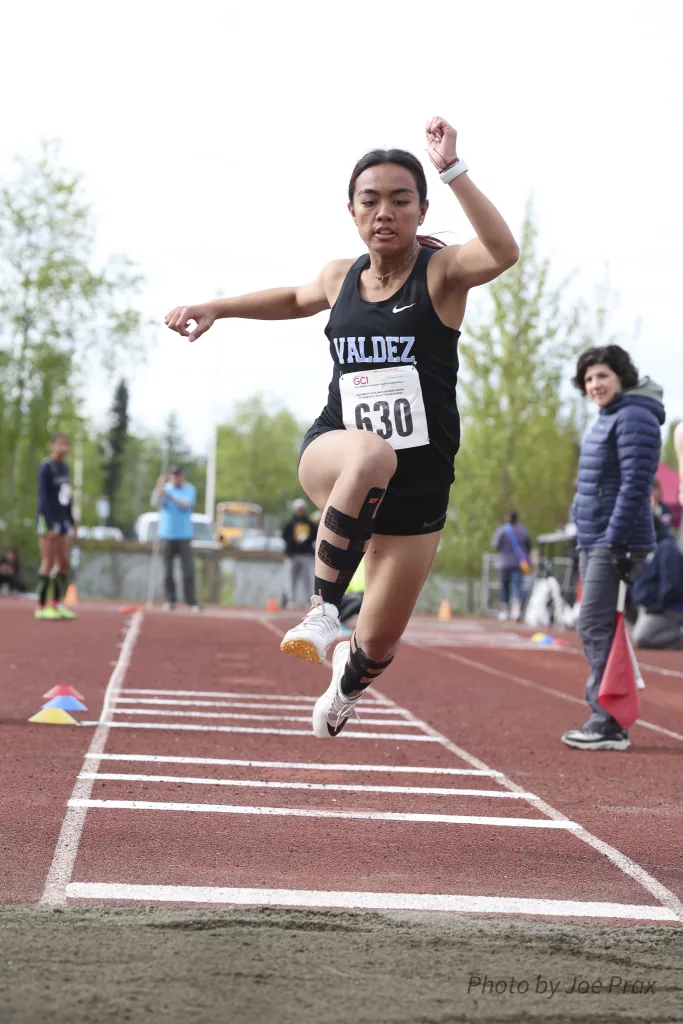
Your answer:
[280,595,340,664]
[312,640,363,738]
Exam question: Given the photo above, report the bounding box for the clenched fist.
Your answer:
[165,303,216,343]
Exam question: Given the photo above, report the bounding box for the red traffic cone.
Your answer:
[265,598,278,613]
[597,581,640,729]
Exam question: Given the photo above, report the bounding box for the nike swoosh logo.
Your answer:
[423,515,447,528]
[392,303,415,313]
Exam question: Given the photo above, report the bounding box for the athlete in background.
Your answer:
[36,432,77,620]
[166,115,518,737]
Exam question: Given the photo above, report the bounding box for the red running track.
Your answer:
[1,600,682,924]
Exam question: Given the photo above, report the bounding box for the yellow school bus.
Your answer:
[215,501,263,546]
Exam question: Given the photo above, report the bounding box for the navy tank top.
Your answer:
[313,245,461,495]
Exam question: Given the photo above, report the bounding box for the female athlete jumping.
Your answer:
[166,115,519,737]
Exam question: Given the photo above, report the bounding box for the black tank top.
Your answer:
[315,245,461,495]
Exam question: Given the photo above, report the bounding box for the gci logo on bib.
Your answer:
[340,365,429,451]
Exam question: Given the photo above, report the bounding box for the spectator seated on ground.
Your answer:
[631,536,683,650]
[0,546,27,594]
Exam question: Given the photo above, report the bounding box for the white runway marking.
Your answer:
[403,628,561,650]
[112,707,420,727]
[81,771,532,798]
[116,696,408,714]
[371,677,683,921]
[80,721,439,741]
[123,688,319,702]
[432,648,683,745]
[65,882,677,921]
[70,798,575,827]
[40,611,145,906]
[88,754,500,776]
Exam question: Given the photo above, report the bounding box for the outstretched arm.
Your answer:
[426,116,519,288]
[165,261,349,342]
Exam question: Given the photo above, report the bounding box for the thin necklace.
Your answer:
[370,243,420,283]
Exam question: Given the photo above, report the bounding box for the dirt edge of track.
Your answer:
[2,906,682,1024]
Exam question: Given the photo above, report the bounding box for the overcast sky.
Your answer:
[2,0,681,455]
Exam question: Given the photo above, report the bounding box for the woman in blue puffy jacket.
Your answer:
[562,345,664,752]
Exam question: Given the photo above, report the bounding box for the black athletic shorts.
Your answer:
[299,424,450,537]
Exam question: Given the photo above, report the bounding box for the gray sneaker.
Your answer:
[561,726,630,751]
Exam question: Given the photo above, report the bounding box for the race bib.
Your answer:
[340,366,429,451]
[58,482,72,506]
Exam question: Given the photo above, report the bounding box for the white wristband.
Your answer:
[439,158,468,184]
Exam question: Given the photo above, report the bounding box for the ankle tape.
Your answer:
[341,636,394,693]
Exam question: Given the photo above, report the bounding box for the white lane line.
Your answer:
[638,662,683,680]
[116,697,408,715]
[79,721,439,741]
[371,681,683,921]
[432,649,683,744]
[87,754,501,776]
[80,772,531,798]
[123,688,318,702]
[69,798,574,827]
[40,610,145,907]
[112,708,420,727]
[66,883,677,921]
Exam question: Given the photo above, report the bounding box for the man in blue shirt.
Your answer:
[151,465,199,611]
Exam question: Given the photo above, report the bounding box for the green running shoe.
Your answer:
[35,607,60,620]
[55,604,77,620]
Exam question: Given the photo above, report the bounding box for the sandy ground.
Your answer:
[1,907,682,1024]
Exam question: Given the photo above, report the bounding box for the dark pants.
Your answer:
[577,548,646,732]
[0,573,26,593]
[163,539,196,606]
[499,567,522,606]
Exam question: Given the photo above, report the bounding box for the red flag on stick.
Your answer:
[597,580,640,728]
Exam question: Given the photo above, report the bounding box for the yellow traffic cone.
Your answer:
[437,600,452,621]
[29,707,79,725]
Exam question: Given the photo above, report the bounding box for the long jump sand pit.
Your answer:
[1,906,681,1023]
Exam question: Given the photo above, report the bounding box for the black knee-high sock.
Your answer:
[314,488,384,610]
[53,572,68,603]
[37,575,50,608]
[314,575,347,610]
[340,634,394,696]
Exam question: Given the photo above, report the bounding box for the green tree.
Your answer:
[101,379,130,525]
[215,395,303,515]
[435,207,600,586]
[0,140,144,549]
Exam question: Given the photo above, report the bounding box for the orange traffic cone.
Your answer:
[265,598,278,613]
[64,583,78,608]
[437,600,452,622]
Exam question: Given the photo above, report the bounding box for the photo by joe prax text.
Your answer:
[467,975,657,999]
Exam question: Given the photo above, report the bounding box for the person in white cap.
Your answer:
[282,498,317,607]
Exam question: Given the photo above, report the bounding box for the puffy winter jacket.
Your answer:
[572,378,665,551]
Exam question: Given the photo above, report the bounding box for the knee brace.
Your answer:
[340,634,394,695]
